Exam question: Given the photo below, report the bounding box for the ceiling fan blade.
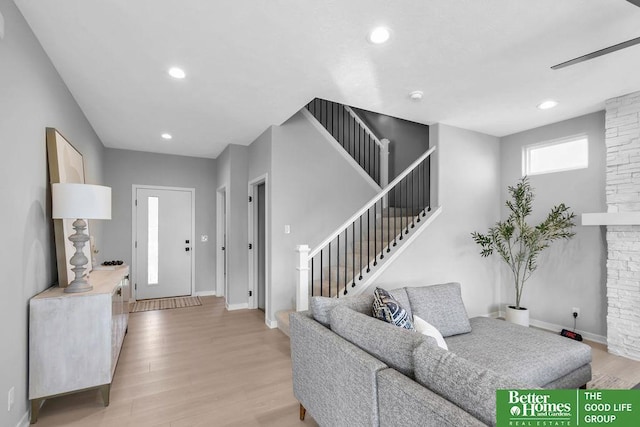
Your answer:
[551,36,640,70]
[627,0,640,7]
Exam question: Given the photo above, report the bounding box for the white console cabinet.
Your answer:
[29,266,129,423]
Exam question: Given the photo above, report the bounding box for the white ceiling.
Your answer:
[15,0,640,159]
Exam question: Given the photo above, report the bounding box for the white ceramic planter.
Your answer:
[505,305,529,327]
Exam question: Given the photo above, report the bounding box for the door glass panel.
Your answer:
[148,196,159,284]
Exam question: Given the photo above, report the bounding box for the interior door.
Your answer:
[136,188,192,299]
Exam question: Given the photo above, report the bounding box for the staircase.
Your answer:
[277,99,441,336]
[309,207,431,298]
[305,98,388,187]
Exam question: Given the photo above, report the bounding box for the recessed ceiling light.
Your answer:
[368,27,391,44]
[537,100,558,110]
[168,67,186,79]
[409,90,424,100]
[161,133,172,140]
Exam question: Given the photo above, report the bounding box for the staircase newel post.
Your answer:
[295,245,310,312]
[381,138,390,208]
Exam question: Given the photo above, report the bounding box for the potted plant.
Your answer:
[471,177,576,327]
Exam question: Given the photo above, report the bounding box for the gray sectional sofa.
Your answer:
[290,283,592,426]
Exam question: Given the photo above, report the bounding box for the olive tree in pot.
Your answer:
[471,177,576,327]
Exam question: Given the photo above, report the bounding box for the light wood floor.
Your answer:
[33,297,640,426]
[34,297,319,427]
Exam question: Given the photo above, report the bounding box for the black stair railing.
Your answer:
[306,98,384,186]
[305,146,435,299]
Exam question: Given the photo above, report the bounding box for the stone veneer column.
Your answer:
[605,90,640,360]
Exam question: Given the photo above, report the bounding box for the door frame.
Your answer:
[216,185,229,299]
[247,174,270,324]
[131,184,196,301]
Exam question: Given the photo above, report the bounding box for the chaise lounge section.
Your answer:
[290,282,592,426]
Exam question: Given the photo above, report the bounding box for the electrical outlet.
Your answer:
[8,386,14,412]
[572,307,580,318]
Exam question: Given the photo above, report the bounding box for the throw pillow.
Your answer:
[405,282,472,337]
[372,287,414,330]
[413,315,448,350]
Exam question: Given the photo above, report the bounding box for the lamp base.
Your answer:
[65,218,93,293]
[64,277,93,293]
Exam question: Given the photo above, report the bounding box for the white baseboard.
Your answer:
[481,311,501,318]
[528,318,607,345]
[266,318,278,329]
[17,410,30,427]
[493,310,607,345]
[195,290,216,297]
[225,302,248,311]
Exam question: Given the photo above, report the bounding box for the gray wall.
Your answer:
[500,111,607,338]
[0,0,106,424]
[215,144,250,306]
[102,148,217,294]
[373,124,502,317]
[354,107,430,179]
[269,111,379,323]
[248,127,272,180]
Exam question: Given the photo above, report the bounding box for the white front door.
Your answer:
[135,187,193,300]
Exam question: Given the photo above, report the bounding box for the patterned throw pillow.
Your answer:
[372,287,414,330]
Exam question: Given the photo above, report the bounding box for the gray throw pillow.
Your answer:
[413,342,533,426]
[405,282,471,337]
[310,294,374,327]
[330,305,430,378]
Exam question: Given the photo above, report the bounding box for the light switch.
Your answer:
[284,225,291,234]
[201,235,209,242]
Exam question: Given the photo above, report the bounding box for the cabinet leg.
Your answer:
[99,384,111,406]
[299,403,306,421]
[30,399,42,424]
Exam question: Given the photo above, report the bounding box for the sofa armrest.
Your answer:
[290,311,387,427]
[377,369,487,427]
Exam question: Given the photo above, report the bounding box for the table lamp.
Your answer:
[52,183,112,293]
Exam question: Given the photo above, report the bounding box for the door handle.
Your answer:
[221,246,225,251]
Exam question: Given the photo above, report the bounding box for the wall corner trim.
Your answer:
[225,302,249,311]
[266,319,278,329]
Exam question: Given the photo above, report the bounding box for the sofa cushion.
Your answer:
[372,287,414,330]
[405,283,471,337]
[445,317,592,387]
[413,315,448,350]
[310,294,374,327]
[413,342,533,426]
[330,304,430,378]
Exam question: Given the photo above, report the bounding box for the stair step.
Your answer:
[275,310,293,337]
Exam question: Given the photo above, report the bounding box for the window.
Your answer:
[148,196,159,285]
[522,135,589,176]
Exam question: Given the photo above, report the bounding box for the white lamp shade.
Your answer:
[52,183,112,220]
